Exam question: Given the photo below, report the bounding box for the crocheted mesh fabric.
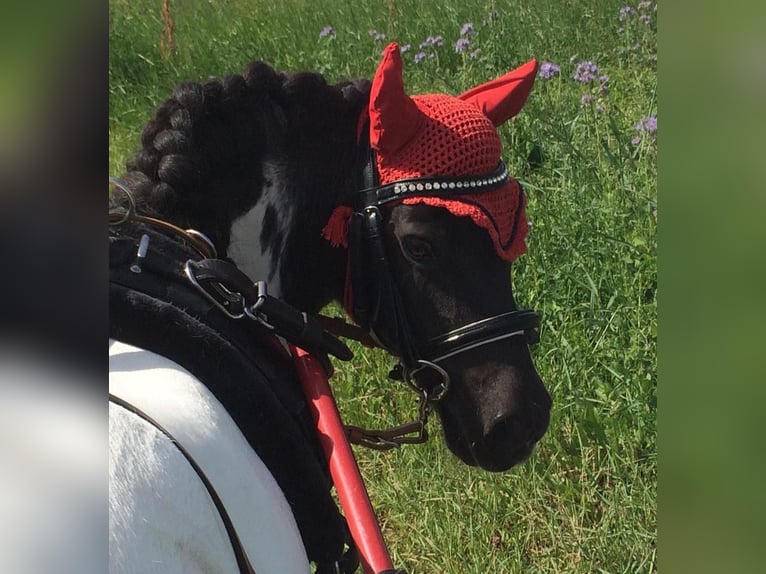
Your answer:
[377,95,502,181]
[377,94,527,262]
[401,179,528,262]
[322,94,529,262]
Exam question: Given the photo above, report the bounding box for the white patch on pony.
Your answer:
[109,339,310,574]
[227,161,294,298]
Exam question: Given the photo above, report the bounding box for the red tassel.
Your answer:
[321,206,353,248]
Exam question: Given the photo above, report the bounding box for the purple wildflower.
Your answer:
[580,94,595,106]
[595,104,605,113]
[640,13,652,24]
[319,26,335,39]
[469,48,481,60]
[632,135,642,146]
[368,29,386,41]
[414,51,427,64]
[460,22,474,36]
[574,60,599,82]
[619,6,635,20]
[636,115,658,134]
[400,44,411,53]
[420,35,444,48]
[455,38,471,54]
[538,62,561,79]
[637,1,651,10]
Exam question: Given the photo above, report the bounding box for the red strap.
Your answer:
[292,346,396,574]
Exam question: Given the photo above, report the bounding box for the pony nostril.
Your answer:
[478,415,533,471]
[484,415,523,451]
[483,407,549,460]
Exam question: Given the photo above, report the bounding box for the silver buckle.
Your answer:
[184,260,246,319]
[403,359,450,402]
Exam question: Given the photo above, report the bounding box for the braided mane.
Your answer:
[119,61,371,311]
[112,63,376,567]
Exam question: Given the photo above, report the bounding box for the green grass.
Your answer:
[110,1,656,572]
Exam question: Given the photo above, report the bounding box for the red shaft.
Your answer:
[292,346,394,574]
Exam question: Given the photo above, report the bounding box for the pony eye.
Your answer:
[401,236,435,261]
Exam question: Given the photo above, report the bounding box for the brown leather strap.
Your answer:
[316,315,379,349]
[344,421,428,451]
[109,212,217,259]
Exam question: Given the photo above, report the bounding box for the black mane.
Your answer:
[118,62,370,311]
[111,63,375,567]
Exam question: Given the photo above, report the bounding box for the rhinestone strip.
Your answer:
[391,164,508,196]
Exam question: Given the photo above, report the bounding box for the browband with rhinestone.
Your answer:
[357,161,510,209]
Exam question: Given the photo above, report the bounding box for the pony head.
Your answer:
[350,44,550,471]
[367,42,538,261]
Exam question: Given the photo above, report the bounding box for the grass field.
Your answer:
[109,1,657,572]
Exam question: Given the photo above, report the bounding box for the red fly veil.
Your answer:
[323,42,538,262]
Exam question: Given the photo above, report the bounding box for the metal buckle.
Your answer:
[403,360,450,402]
[243,281,276,329]
[184,260,246,319]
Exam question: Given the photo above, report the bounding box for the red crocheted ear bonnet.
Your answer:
[323,42,538,262]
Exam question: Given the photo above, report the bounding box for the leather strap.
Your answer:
[109,230,352,362]
[315,315,378,348]
[421,309,541,362]
[186,259,353,361]
[356,161,509,208]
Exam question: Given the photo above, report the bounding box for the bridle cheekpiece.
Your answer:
[341,151,542,406]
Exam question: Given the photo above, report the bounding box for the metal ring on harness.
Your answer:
[402,360,450,402]
[109,177,136,225]
[109,179,219,260]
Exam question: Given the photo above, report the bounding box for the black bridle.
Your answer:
[347,150,542,402]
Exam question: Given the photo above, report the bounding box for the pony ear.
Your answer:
[368,43,424,153]
[458,59,538,126]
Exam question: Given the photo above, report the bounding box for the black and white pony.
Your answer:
[109,43,552,573]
